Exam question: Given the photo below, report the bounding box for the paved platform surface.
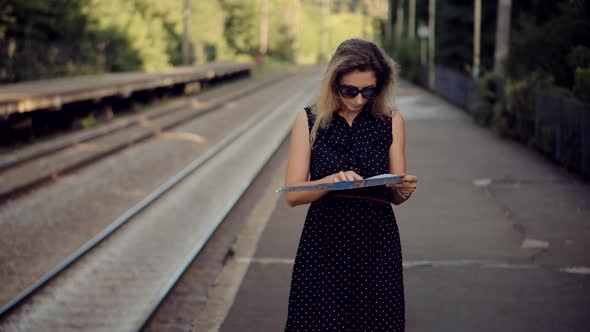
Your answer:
[194,81,590,332]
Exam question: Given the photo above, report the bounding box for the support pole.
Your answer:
[260,0,269,56]
[473,0,481,78]
[408,0,415,40]
[182,0,191,65]
[493,0,512,75]
[428,0,436,89]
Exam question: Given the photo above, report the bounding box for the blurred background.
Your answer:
[0,0,389,80]
[0,1,589,331]
[1,0,588,89]
[1,0,589,175]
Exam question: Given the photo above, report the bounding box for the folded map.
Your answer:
[277,174,405,192]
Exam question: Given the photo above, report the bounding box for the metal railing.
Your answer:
[536,92,590,176]
[421,64,590,178]
[422,65,478,109]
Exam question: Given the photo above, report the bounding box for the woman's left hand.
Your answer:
[386,174,418,199]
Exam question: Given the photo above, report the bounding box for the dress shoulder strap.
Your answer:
[304,106,315,132]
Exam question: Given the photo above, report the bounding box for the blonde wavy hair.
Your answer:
[309,38,399,148]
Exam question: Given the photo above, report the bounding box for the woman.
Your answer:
[283,38,418,331]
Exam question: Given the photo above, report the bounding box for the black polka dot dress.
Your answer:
[285,105,405,332]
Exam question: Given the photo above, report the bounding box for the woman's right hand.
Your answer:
[327,170,363,183]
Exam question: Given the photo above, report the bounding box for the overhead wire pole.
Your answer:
[361,0,367,39]
[368,0,374,41]
[428,0,436,89]
[473,0,481,78]
[394,0,404,41]
[182,0,191,65]
[321,0,330,60]
[373,0,389,42]
[194,1,205,64]
[290,0,300,59]
[408,0,415,40]
[493,0,512,75]
[386,0,393,45]
[259,0,269,56]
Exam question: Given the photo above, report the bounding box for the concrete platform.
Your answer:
[0,62,252,118]
[193,80,590,332]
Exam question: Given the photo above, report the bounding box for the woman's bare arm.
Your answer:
[284,110,332,207]
[388,110,410,205]
[284,110,365,207]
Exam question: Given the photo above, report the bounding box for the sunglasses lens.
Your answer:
[339,86,359,99]
[362,87,380,100]
[339,85,380,100]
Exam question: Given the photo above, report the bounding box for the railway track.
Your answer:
[0,71,291,204]
[0,70,317,331]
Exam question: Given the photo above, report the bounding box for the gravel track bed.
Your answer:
[0,71,290,200]
[0,69,314,308]
[142,133,290,332]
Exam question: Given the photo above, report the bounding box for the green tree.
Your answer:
[509,0,590,88]
[434,0,496,73]
[84,0,175,71]
[0,0,125,82]
[219,0,259,56]
[191,1,229,63]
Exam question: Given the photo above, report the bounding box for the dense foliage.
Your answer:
[386,0,589,91]
[509,0,590,90]
[0,0,379,83]
[383,0,590,177]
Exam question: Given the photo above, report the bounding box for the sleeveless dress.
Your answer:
[284,105,405,331]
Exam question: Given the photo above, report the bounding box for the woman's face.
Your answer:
[338,70,377,112]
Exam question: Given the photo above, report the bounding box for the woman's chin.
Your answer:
[344,106,363,112]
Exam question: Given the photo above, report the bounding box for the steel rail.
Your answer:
[0,73,291,204]
[133,84,314,331]
[0,74,303,318]
[0,72,288,172]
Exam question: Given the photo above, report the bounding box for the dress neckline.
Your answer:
[335,106,369,128]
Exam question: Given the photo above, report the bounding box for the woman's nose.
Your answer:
[354,94,364,105]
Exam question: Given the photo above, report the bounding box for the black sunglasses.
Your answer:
[338,85,381,100]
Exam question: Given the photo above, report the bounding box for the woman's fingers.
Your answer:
[333,170,363,182]
[338,171,348,181]
[400,174,418,186]
[403,175,418,183]
[388,174,418,197]
[350,172,363,181]
[333,171,345,182]
[345,171,363,188]
[341,171,355,181]
[346,171,363,181]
